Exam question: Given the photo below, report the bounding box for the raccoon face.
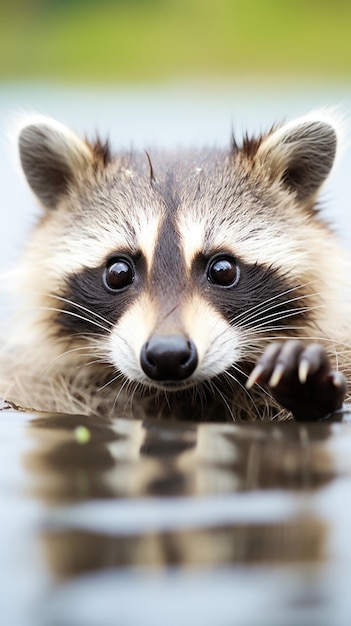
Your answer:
[16,112,338,392]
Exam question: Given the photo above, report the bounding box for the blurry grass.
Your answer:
[0,0,350,83]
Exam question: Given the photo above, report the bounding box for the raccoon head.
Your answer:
[16,112,339,393]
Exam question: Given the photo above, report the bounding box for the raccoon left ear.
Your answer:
[17,115,95,210]
[256,114,338,202]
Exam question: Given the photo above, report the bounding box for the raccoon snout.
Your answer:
[140,335,198,382]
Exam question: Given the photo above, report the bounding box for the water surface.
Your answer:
[2,403,351,625]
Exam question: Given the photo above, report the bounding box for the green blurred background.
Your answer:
[1,0,350,84]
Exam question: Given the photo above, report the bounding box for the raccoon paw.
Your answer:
[246,340,347,421]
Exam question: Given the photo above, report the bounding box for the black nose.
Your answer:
[140,335,198,382]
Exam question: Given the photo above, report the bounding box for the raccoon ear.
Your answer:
[17,116,95,210]
[256,114,338,202]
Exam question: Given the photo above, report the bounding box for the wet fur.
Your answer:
[1,111,350,421]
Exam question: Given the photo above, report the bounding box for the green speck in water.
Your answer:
[74,425,91,445]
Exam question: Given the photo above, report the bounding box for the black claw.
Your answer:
[249,340,347,421]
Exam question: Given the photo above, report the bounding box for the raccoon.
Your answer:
[0,111,350,421]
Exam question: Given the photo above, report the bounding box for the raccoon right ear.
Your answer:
[17,116,95,210]
[255,112,339,202]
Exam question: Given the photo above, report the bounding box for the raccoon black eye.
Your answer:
[103,258,134,291]
[207,256,239,287]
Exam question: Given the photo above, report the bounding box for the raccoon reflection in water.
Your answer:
[0,110,350,421]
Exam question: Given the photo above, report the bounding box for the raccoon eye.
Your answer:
[103,258,134,291]
[207,256,239,287]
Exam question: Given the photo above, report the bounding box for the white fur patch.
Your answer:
[177,213,207,269]
[26,210,163,279]
[209,221,306,277]
[177,200,307,278]
[133,211,163,271]
[108,293,158,384]
[181,293,242,380]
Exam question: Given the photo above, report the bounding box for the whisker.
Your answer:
[231,299,324,327]
[29,291,113,329]
[112,376,134,413]
[223,369,262,420]
[204,379,235,421]
[229,280,319,326]
[237,303,323,331]
[29,305,111,334]
[97,372,123,393]
[38,345,104,374]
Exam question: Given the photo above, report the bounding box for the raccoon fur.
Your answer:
[0,110,350,421]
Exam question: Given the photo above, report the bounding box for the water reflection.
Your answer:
[24,411,344,580]
[2,405,351,625]
[26,411,341,503]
